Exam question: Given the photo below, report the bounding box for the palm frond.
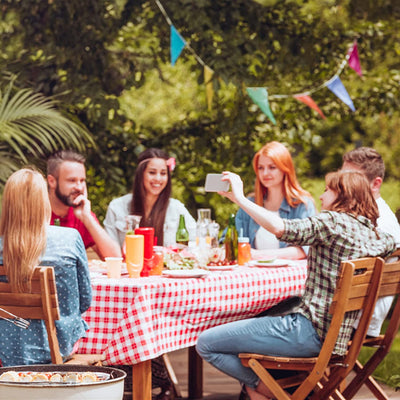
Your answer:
[0,80,94,191]
[0,81,93,159]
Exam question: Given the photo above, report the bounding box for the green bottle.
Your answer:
[224,213,238,262]
[176,214,189,246]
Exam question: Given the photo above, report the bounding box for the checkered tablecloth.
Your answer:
[77,264,307,365]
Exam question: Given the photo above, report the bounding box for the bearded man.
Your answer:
[47,150,121,260]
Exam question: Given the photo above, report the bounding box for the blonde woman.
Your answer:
[0,168,92,366]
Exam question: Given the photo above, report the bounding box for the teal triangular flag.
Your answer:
[170,25,186,66]
[246,87,276,125]
[326,76,356,112]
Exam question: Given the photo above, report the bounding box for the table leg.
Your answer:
[132,360,152,400]
[188,346,203,399]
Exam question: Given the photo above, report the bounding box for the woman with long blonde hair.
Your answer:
[236,141,316,260]
[0,168,92,367]
[0,169,50,293]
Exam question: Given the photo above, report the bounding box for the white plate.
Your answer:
[207,264,238,271]
[251,259,290,268]
[162,269,209,278]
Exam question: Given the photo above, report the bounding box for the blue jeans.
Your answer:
[196,313,322,388]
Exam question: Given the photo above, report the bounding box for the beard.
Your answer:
[55,183,82,208]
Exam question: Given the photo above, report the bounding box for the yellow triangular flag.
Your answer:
[204,65,214,111]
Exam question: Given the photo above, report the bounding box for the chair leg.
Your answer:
[248,359,291,400]
[342,360,390,400]
[162,354,182,398]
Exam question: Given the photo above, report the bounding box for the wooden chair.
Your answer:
[340,250,400,400]
[239,257,385,400]
[0,265,104,366]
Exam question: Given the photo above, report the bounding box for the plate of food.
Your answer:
[251,259,290,268]
[162,269,210,279]
[207,260,238,271]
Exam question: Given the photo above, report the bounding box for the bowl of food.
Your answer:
[0,364,126,400]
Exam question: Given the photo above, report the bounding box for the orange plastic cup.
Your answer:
[125,234,144,278]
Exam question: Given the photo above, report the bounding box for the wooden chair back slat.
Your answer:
[342,252,400,400]
[0,265,62,364]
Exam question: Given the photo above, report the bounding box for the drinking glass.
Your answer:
[197,208,211,222]
[105,257,123,279]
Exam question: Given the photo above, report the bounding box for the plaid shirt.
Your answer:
[281,211,396,355]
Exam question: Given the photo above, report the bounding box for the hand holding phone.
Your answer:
[205,173,230,192]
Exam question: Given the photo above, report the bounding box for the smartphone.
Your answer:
[204,173,230,192]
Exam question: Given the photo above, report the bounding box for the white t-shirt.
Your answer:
[254,211,280,250]
[103,194,197,248]
[355,196,400,336]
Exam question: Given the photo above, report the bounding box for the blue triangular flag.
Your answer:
[326,76,356,112]
[170,25,186,66]
[246,87,276,125]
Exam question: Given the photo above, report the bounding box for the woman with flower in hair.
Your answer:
[104,148,196,248]
[236,141,316,260]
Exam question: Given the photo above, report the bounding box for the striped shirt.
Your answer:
[281,211,396,355]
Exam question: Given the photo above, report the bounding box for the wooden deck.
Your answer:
[168,348,400,400]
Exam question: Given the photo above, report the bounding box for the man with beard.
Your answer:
[47,150,121,260]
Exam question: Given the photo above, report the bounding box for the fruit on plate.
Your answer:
[207,259,237,267]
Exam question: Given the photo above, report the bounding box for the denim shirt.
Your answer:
[0,225,92,367]
[235,196,316,253]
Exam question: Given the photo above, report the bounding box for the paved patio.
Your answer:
[168,348,400,399]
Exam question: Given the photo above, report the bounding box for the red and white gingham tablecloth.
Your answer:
[77,263,307,365]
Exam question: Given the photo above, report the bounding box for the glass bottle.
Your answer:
[123,215,142,259]
[176,214,189,246]
[224,213,238,262]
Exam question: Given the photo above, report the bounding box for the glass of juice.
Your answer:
[150,246,164,275]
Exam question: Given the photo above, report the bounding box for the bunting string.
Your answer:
[153,0,363,121]
[155,0,210,69]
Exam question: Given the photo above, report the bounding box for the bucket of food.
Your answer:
[0,364,126,400]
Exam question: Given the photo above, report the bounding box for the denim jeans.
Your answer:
[196,313,322,388]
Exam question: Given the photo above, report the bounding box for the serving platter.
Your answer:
[250,259,291,268]
[207,264,238,271]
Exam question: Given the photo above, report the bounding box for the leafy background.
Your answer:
[1,0,400,387]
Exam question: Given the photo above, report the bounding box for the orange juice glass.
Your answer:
[150,246,164,275]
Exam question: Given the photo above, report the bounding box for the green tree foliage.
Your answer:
[1,0,399,225]
[0,77,92,185]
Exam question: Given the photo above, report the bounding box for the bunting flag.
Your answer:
[156,0,364,122]
[347,41,362,77]
[246,87,276,125]
[326,76,356,112]
[294,95,326,119]
[170,25,186,66]
[204,65,214,111]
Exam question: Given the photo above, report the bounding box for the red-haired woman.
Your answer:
[236,141,316,260]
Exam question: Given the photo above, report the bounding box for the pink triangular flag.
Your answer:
[294,95,326,119]
[348,41,362,77]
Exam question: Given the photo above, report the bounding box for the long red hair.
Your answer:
[252,141,313,207]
